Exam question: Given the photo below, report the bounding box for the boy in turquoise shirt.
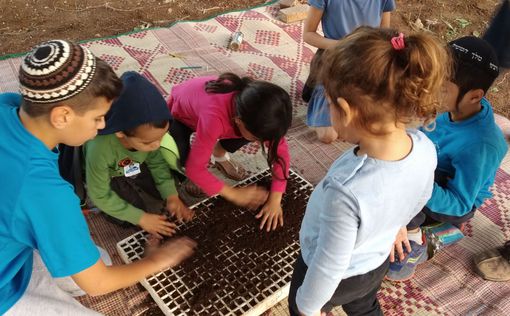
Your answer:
[0,40,194,315]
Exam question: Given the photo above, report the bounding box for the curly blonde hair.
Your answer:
[321,26,450,133]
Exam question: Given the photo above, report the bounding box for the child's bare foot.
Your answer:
[214,158,248,181]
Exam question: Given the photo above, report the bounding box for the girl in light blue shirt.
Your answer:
[288,26,450,316]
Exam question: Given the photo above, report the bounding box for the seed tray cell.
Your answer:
[117,169,313,315]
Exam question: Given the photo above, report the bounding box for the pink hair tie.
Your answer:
[391,33,405,50]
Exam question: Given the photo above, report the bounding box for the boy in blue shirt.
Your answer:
[388,36,508,281]
[0,40,195,315]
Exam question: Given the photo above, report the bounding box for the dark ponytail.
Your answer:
[205,72,253,94]
[205,72,292,180]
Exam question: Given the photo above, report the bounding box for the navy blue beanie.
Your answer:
[99,71,171,135]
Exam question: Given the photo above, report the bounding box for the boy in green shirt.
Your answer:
[85,71,193,238]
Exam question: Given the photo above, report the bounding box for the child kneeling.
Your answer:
[85,71,193,239]
[388,36,507,282]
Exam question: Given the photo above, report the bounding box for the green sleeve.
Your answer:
[84,140,144,225]
[146,150,178,199]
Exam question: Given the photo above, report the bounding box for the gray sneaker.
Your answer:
[386,241,428,282]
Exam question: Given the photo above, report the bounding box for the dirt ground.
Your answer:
[1,0,509,116]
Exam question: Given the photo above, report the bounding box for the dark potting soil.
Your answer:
[169,174,312,315]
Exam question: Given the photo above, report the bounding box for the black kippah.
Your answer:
[449,36,500,79]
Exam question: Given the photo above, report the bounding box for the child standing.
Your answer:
[474,0,510,282]
[0,40,194,315]
[288,27,449,316]
[168,73,292,231]
[388,36,508,281]
[303,0,396,143]
[84,71,193,239]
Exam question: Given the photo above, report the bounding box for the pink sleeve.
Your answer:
[269,137,290,193]
[185,116,225,196]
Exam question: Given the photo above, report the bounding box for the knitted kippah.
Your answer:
[19,40,97,104]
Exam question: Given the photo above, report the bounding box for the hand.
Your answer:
[145,237,196,271]
[390,227,412,262]
[143,234,162,258]
[220,185,269,209]
[166,195,194,222]
[139,212,177,239]
[256,192,283,231]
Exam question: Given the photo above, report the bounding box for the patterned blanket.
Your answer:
[1,2,509,315]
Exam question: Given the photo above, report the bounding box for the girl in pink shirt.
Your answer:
[168,73,292,231]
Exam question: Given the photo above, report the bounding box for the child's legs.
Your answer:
[340,285,383,316]
[132,163,166,209]
[302,49,325,103]
[407,206,476,230]
[313,127,338,144]
[169,119,194,164]
[306,87,338,144]
[407,211,427,230]
[288,254,389,316]
[214,139,251,181]
[422,206,476,227]
[217,138,251,155]
[110,163,164,214]
[302,81,315,104]
[324,258,389,315]
[5,252,101,316]
[287,253,307,316]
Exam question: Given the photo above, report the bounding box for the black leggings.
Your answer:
[169,119,250,164]
[407,206,476,230]
[288,253,389,316]
[106,163,165,227]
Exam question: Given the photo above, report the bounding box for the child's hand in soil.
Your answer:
[145,236,196,271]
[256,192,283,231]
[143,234,162,257]
[139,212,177,239]
[220,185,268,209]
[166,194,194,222]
